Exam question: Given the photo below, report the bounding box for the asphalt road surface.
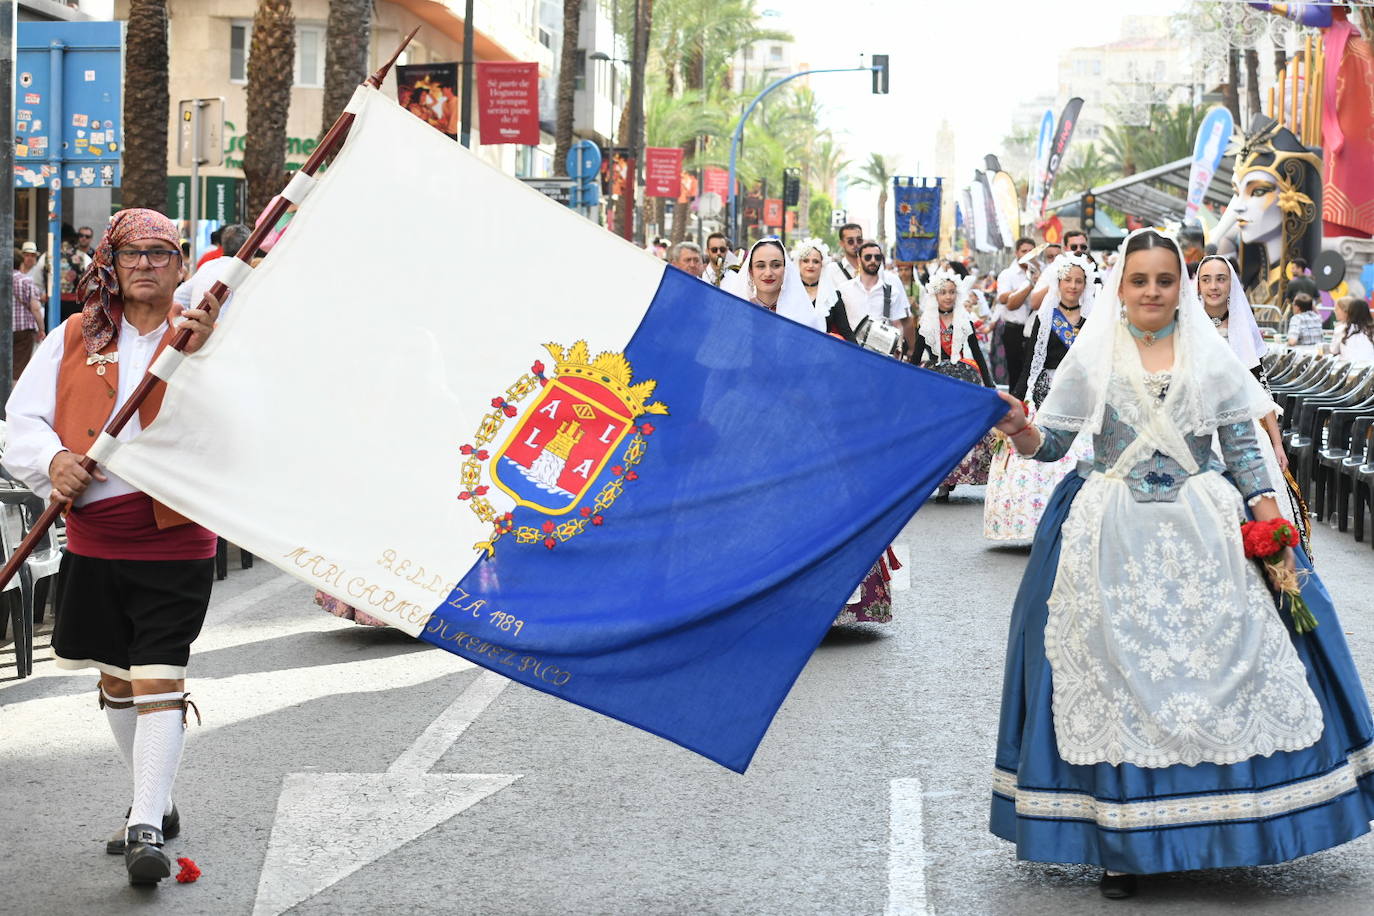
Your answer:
[4,488,1374,915]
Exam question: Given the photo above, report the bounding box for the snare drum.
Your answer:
[854,317,903,358]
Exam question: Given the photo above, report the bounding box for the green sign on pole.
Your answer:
[203,176,237,222]
[166,177,191,220]
[166,176,239,221]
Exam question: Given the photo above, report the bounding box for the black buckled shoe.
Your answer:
[1099,872,1138,899]
[106,804,179,855]
[124,824,171,885]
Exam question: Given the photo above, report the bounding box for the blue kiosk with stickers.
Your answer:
[15,20,123,331]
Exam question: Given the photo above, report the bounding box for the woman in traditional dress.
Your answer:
[983,255,1094,541]
[912,268,995,498]
[1196,255,1296,522]
[989,229,1374,899]
[721,238,826,330]
[722,240,893,624]
[792,238,846,338]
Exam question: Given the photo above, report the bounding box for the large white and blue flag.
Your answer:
[105,86,1004,772]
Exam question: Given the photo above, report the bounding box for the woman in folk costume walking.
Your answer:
[1196,255,1296,524]
[911,267,995,498]
[989,229,1374,900]
[983,253,1094,541]
[724,238,898,625]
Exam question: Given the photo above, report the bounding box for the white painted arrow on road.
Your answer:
[251,670,519,916]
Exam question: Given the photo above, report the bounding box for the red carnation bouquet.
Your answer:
[1241,518,1317,633]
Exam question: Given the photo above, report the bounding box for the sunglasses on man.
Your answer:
[708,246,728,255]
[861,254,883,263]
[1069,243,1089,253]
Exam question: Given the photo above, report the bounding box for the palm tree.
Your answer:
[810,135,848,199]
[244,0,296,219]
[1054,143,1114,197]
[320,0,372,139]
[850,153,895,248]
[123,0,170,211]
[553,0,583,176]
[1243,47,1262,129]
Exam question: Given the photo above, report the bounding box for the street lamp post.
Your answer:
[590,49,633,238]
[624,0,647,245]
[727,64,881,241]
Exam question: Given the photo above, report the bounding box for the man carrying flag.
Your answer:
[4,209,222,886]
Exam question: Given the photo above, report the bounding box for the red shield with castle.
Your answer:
[490,342,666,515]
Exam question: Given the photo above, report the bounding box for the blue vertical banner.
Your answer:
[893,177,941,262]
[1025,108,1055,216]
[1185,106,1234,220]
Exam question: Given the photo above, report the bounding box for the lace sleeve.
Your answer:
[1217,420,1274,500]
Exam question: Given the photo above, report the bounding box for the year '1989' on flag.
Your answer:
[104,85,1005,772]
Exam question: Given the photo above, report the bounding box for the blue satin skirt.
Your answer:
[991,470,1374,874]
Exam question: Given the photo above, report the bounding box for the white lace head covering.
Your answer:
[1025,253,1097,407]
[1195,254,1267,370]
[1037,229,1275,447]
[721,238,826,331]
[918,267,974,364]
[791,237,840,318]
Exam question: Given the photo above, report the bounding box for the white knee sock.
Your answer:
[101,688,137,771]
[128,692,186,830]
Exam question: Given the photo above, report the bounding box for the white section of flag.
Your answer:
[106,86,665,634]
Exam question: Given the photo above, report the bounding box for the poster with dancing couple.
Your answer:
[395,62,459,138]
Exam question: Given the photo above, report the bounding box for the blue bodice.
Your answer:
[1035,405,1274,504]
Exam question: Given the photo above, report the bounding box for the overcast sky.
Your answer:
[783,0,1190,223]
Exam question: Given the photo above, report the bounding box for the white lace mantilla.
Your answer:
[1045,469,1323,768]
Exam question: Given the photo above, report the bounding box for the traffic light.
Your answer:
[782,169,801,207]
[1080,191,1096,231]
[871,55,889,94]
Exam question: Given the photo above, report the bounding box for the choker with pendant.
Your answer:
[1208,308,1229,327]
[1126,318,1177,346]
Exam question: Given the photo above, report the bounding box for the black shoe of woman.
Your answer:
[1099,872,1138,899]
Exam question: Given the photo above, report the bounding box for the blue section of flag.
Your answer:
[421,268,1005,772]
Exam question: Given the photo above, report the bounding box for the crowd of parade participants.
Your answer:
[16,201,1374,898]
[315,225,1374,901]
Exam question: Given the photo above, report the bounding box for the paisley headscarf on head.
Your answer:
[76,208,181,355]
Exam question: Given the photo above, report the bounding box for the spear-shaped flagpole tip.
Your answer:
[368,26,422,88]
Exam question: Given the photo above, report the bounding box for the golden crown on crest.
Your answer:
[544,340,670,418]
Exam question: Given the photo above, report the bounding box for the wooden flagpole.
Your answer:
[0,28,421,593]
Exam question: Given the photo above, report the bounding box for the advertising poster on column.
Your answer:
[644,147,684,198]
[476,61,540,145]
[395,63,460,137]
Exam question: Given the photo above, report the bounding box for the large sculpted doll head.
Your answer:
[1227,117,1323,303]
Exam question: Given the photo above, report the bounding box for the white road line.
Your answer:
[388,669,509,774]
[253,671,518,916]
[887,777,931,916]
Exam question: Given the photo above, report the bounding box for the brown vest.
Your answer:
[53,313,191,528]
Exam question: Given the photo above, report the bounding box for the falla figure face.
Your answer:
[1232,168,1284,247]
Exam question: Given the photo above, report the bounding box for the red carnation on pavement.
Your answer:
[611,465,624,476]
[543,537,556,550]
[639,423,655,436]
[175,857,201,883]
[592,515,605,526]
[625,470,639,481]
[542,520,556,533]
[532,360,545,375]
[474,486,489,496]
[580,506,592,517]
